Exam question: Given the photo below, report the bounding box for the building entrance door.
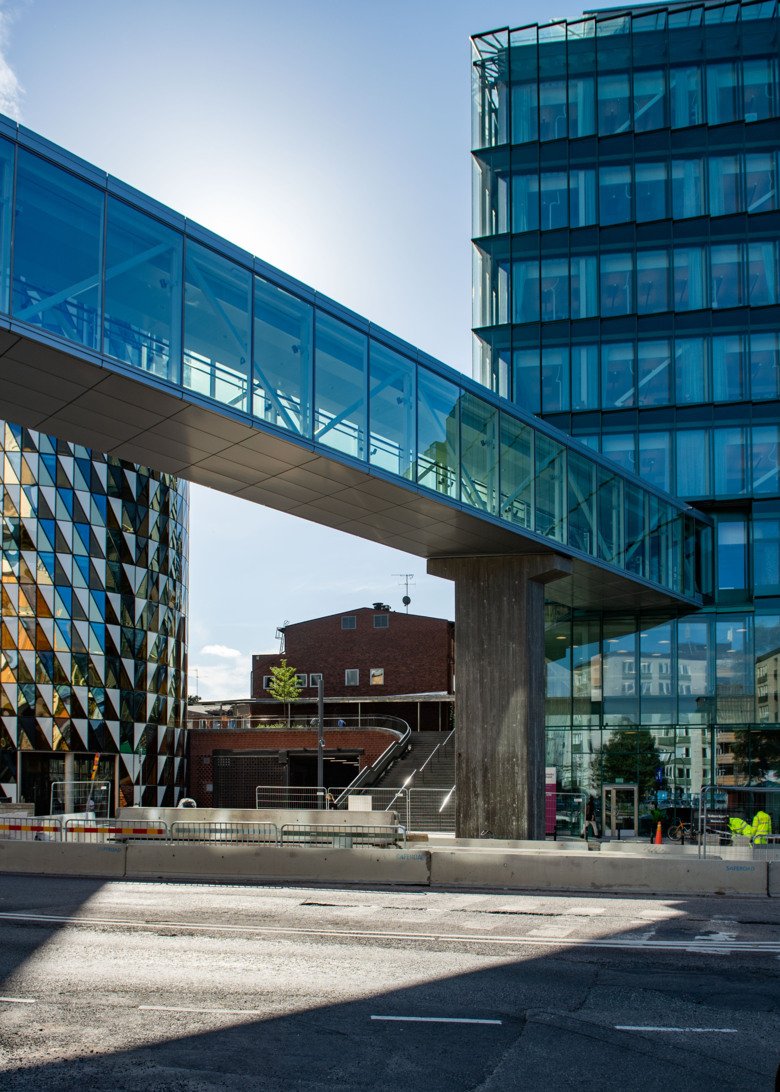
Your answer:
[602,783,639,838]
[20,754,65,815]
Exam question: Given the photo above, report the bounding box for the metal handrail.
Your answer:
[332,719,412,805]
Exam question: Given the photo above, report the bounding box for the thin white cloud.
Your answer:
[0,7,23,120]
[201,643,242,659]
[190,656,252,700]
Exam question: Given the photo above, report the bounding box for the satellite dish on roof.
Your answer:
[402,595,411,607]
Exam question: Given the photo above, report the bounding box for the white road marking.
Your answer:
[1,911,777,955]
[616,1026,738,1033]
[0,996,36,1005]
[139,1005,267,1016]
[371,1015,502,1025]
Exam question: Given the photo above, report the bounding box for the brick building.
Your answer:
[251,605,454,706]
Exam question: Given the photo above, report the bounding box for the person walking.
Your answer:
[581,796,599,840]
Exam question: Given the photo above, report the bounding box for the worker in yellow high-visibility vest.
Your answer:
[728,811,772,845]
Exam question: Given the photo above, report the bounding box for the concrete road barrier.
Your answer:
[769,861,780,898]
[125,841,431,886]
[429,848,768,897]
[0,839,126,878]
[118,806,397,830]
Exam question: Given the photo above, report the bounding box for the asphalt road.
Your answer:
[0,875,778,1091]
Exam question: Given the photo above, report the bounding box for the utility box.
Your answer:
[348,795,372,811]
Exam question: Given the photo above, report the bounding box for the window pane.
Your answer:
[743,56,778,121]
[753,424,780,496]
[600,252,633,316]
[512,173,539,232]
[499,412,534,528]
[599,164,632,225]
[596,468,622,564]
[672,159,705,218]
[513,349,541,414]
[369,341,415,478]
[512,82,538,143]
[571,344,599,410]
[639,431,671,491]
[540,172,568,230]
[104,198,183,382]
[711,244,743,309]
[603,431,636,474]
[676,429,709,497]
[513,260,540,323]
[636,249,669,314]
[709,154,743,216]
[568,450,596,555]
[541,258,569,320]
[748,241,778,306]
[460,393,498,513]
[542,346,569,412]
[602,342,635,408]
[715,616,751,723]
[570,255,598,318]
[707,61,740,125]
[673,246,706,311]
[314,312,367,459]
[253,277,312,435]
[717,518,747,593]
[417,368,459,499]
[750,331,780,401]
[637,339,671,406]
[754,519,780,596]
[670,65,703,127]
[713,427,748,496]
[539,79,568,140]
[675,337,708,404]
[598,72,631,135]
[569,75,596,137]
[0,136,13,313]
[633,68,666,131]
[534,433,566,541]
[745,152,777,214]
[712,334,745,402]
[635,161,668,222]
[624,485,647,579]
[13,150,103,351]
[183,241,251,412]
[569,168,597,227]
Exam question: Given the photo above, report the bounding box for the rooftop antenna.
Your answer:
[393,573,415,613]
[275,620,288,654]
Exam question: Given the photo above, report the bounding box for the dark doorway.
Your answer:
[288,752,360,789]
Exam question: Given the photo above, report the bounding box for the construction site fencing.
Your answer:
[279,824,405,848]
[255,786,326,810]
[169,821,278,844]
[329,785,456,832]
[50,780,111,818]
[0,816,63,841]
[698,784,780,861]
[64,818,168,843]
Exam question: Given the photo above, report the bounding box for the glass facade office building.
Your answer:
[1,421,189,811]
[472,0,780,798]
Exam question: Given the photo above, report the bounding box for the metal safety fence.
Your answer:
[255,786,326,809]
[169,821,278,844]
[698,784,780,861]
[0,817,62,841]
[327,786,456,832]
[65,818,170,843]
[279,824,404,848]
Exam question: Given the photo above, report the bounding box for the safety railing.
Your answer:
[328,785,456,832]
[255,786,325,809]
[169,821,278,844]
[64,818,168,843]
[698,784,779,861]
[279,824,405,848]
[0,816,63,841]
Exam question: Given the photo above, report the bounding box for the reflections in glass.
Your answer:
[253,277,312,436]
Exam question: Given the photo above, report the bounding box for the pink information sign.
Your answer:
[545,766,557,836]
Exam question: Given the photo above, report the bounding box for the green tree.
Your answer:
[592,728,663,799]
[267,658,302,728]
[730,728,780,783]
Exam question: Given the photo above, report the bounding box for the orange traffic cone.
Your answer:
[654,821,663,845]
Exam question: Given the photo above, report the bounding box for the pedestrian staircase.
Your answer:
[373,729,456,831]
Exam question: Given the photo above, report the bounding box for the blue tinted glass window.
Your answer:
[512,173,539,232]
[253,277,312,436]
[673,246,706,311]
[675,337,708,404]
[672,159,705,218]
[743,57,778,121]
[635,161,667,222]
[713,427,748,495]
[637,339,671,406]
[540,172,568,230]
[599,164,632,225]
[598,73,631,134]
[570,255,598,318]
[513,349,541,415]
[748,242,778,306]
[745,153,777,214]
[676,429,709,496]
[104,198,183,382]
[670,65,703,127]
[639,431,671,491]
[712,334,745,402]
[567,450,596,555]
[750,331,780,401]
[753,519,780,596]
[13,151,103,351]
[571,345,599,410]
[369,341,415,479]
[753,424,780,496]
[460,393,498,514]
[542,346,570,412]
[633,68,666,131]
[417,368,459,499]
[602,342,635,408]
[534,433,566,542]
[569,167,597,226]
[0,136,13,313]
[540,258,569,321]
[539,80,568,140]
[601,252,633,317]
[636,250,669,314]
[709,155,743,215]
[707,62,740,124]
[513,260,540,322]
[602,431,636,473]
[314,313,367,460]
[511,82,538,143]
[568,75,596,136]
[183,241,251,412]
[499,413,533,529]
[711,243,743,309]
[716,518,748,593]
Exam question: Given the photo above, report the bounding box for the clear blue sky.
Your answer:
[1,0,589,697]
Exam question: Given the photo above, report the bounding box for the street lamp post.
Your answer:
[317,676,325,809]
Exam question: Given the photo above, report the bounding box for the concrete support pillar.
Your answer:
[428,553,571,840]
[63,752,75,815]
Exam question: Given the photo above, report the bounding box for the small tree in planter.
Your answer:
[267,658,302,728]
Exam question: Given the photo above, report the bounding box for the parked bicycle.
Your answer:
[667,819,695,843]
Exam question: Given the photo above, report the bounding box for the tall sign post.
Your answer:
[317,676,325,809]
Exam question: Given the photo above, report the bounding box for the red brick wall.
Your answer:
[252,608,454,699]
[188,727,391,807]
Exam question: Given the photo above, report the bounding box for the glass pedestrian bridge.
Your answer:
[0,116,710,611]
